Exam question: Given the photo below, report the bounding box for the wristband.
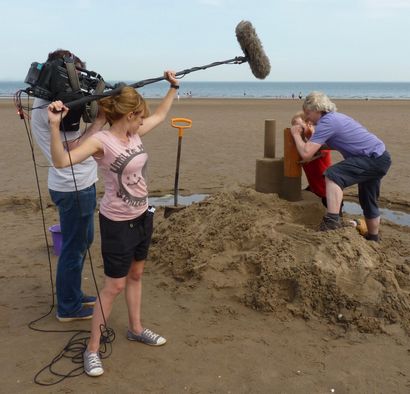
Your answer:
[170,84,179,90]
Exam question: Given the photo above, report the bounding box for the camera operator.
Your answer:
[31,49,105,322]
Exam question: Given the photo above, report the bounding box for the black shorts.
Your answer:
[99,209,154,278]
[324,151,391,219]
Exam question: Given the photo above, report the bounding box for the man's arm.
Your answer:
[290,125,322,161]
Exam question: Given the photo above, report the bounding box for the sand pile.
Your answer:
[150,186,410,334]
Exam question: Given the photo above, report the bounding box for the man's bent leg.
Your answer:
[325,177,344,215]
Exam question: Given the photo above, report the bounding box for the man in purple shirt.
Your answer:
[291,91,391,242]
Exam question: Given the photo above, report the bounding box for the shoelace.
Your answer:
[87,352,102,369]
[142,329,159,341]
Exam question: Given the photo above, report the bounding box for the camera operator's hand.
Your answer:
[79,104,107,142]
[47,101,69,126]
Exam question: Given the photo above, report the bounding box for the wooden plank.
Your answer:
[283,127,302,178]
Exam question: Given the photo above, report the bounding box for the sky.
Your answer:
[1,0,409,82]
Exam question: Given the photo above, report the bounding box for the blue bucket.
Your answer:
[48,224,62,256]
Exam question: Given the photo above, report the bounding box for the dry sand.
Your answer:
[1,98,410,393]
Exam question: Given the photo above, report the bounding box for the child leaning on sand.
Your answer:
[291,111,343,214]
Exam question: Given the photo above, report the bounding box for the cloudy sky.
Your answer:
[1,0,409,82]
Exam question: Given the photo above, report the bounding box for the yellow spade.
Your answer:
[164,118,193,218]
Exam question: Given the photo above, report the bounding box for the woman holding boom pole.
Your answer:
[48,71,179,377]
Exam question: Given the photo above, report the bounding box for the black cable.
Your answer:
[20,103,56,325]
[16,97,115,385]
[34,328,115,386]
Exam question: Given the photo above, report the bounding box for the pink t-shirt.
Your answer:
[92,130,148,221]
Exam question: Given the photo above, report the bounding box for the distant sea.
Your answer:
[2,81,410,100]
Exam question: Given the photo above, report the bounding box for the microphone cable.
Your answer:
[15,94,115,385]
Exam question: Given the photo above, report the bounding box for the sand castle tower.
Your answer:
[255,119,302,201]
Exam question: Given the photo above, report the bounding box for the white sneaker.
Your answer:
[83,350,104,377]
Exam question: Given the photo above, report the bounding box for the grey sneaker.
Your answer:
[83,350,104,377]
[319,215,342,231]
[127,328,167,346]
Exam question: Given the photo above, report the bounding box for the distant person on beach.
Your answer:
[31,49,106,322]
[298,92,302,99]
[48,73,179,377]
[290,91,391,241]
[290,111,343,215]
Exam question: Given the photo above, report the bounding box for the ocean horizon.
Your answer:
[2,80,410,100]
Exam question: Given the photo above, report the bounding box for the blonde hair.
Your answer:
[99,86,149,125]
[291,111,315,140]
[302,91,337,113]
[291,110,306,125]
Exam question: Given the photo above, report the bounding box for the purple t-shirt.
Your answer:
[310,112,385,159]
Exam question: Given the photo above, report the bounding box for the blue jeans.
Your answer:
[49,184,96,316]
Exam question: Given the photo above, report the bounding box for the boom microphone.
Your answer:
[235,20,271,79]
[66,20,270,111]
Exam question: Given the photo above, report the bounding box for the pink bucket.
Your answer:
[48,224,62,256]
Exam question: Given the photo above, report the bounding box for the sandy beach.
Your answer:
[1,97,410,393]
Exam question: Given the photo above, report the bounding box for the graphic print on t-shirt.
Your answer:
[110,144,148,207]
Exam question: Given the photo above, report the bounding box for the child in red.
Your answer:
[291,112,342,214]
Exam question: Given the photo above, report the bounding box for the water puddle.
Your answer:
[149,194,209,207]
[343,201,410,227]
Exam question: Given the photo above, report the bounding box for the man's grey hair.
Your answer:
[303,91,337,113]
